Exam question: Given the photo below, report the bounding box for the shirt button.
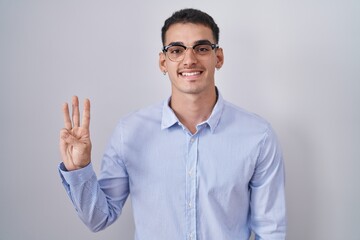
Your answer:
[188,202,192,208]
[190,138,195,143]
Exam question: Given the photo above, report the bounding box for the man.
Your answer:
[59,8,286,240]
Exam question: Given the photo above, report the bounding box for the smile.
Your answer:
[181,71,201,77]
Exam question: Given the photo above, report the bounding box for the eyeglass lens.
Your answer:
[167,44,214,61]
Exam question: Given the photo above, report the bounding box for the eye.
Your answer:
[168,46,185,55]
[195,45,211,54]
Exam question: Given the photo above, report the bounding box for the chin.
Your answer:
[174,84,210,95]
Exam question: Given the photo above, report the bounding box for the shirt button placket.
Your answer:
[188,232,194,240]
[186,134,197,240]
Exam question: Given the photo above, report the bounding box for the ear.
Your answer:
[215,48,224,69]
[159,52,167,73]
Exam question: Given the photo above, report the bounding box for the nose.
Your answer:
[182,48,198,66]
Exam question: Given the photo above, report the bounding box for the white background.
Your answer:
[0,0,359,239]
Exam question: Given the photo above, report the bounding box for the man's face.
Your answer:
[159,23,224,96]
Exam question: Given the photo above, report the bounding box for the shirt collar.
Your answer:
[161,97,179,130]
[161,88,225,133]
[206,91,224,133]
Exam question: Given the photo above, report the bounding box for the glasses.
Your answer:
[162,41,219,62]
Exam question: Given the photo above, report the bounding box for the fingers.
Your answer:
[72,96,80,128]
[81,98,91,130]
[63,103,72,130]
[62,96,90,130]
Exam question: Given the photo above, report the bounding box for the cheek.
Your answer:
[166,66,179,83]
[166,62,179,75]
[204,60,217,74]
[168,71,179,84]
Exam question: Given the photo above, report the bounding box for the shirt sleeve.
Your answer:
[58,123,130,232]
[249,126,287,239]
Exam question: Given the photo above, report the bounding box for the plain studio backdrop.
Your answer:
[0,1,359,239]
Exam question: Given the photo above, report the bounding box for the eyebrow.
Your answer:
[167,39,213,46]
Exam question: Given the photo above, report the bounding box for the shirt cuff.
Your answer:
[58,162,95,186]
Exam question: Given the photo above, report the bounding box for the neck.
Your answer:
[170,88,217,134]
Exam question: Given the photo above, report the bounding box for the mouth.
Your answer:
[179,71,203,78]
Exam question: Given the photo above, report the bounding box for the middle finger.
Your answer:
[72,96,80,128]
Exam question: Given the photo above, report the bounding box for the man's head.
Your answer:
[161,8,220,46]
[159,9,224,97]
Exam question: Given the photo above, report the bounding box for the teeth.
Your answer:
[182,72,200,76]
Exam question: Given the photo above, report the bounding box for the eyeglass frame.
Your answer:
[162,40,219,62]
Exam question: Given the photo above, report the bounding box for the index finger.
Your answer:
[81,98,91,129]
[72,96,80,128]
[62,102,72,130]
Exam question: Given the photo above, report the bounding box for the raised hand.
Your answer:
[59,96,92,171]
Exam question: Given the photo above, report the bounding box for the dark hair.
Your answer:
[161,8,220,45]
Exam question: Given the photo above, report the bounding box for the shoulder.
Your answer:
[221,100,271,133]
[220,100,281,156]
[114,101,164,133]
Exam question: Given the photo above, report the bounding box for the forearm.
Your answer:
[250,127,287,239]
[59,162,125,232]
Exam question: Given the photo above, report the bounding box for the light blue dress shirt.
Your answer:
[59,91,286,240]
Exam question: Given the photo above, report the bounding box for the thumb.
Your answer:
[60,129,80,147]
